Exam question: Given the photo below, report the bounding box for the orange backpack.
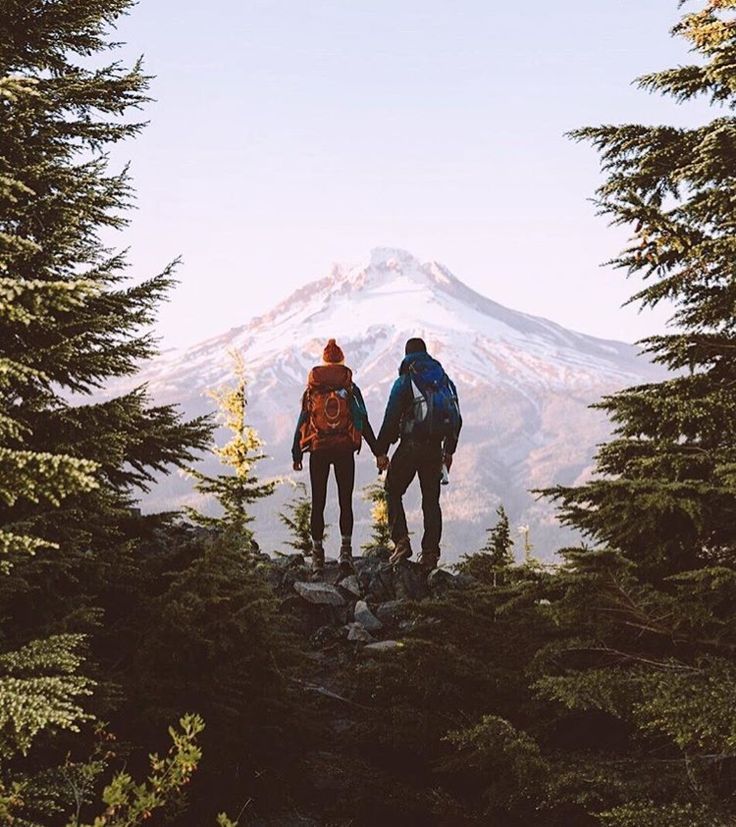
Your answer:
[299,364,362,453]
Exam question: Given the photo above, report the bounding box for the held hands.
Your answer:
[293,460,303,472]
[376,454,390,474]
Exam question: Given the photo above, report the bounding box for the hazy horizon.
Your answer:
[106,1,712,350]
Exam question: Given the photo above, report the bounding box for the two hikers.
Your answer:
[293,336,461,577]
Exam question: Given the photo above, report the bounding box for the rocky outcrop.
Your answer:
[249,547,478,825]
[264,547,474,653]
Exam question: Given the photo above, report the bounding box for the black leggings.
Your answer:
[309,449,355,542]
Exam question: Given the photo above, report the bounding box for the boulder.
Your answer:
[294,581,346,606]
[353,600,383,632]
[345,622,374,642]
[363,546,391,563]
[395,561,429,600]
[338,574,361,597]
[375,599,408,626]
[311,624,347,647]
[427,568,459,594]
[274,552,306,569]
[363,640,403,655]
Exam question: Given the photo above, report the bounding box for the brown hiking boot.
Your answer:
[419,548,440,575]
[389,536,413,565]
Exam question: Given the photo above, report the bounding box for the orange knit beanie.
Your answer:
[323,339,345,364]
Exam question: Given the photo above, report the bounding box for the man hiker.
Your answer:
[292,338,380,577]
[374,337,462,573]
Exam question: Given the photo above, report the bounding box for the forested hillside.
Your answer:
[2,1,736,825]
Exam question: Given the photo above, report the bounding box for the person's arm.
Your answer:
[376,376,409,457]
[292,398,308,467]
[442,379,462,462]
[353,385,379,455]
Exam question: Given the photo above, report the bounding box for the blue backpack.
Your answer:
[404,359,460,440]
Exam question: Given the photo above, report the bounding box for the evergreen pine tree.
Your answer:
[458,505,515,584]
[0,0,210,631]
[535,3,736,822]
[484,506,514,565]
[545,2,736,579]
[279,481,315,556]
[0,2,209,822]
[0,280,100,563]
[362,481,391,551]
[186,351,275,549]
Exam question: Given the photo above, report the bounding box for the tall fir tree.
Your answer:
[536,2,736,823]
[0,0,210,632]
[546,2,736,579]
[0,1,209,822]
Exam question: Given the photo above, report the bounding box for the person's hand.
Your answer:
[293,460,303,472]
[443,453,453,471]
[376,454,390,473]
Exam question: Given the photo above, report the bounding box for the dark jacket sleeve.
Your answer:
[292,403,307,463]
[376,375,411,456]
[353,384,378,456]
[443,378,462,455]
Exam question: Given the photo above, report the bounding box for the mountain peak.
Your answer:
[368,247,420,270]
[223,248,642,384]
[335,247,458,295]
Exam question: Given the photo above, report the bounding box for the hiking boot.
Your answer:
[338,551,354,575]
[419,548,440,575]
[338,538,354,575]
[389,536,413,565]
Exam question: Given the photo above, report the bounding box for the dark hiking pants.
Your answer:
[385,438,443,552]
[309,448,355,542]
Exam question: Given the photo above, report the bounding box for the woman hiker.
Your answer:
[292,339,384,578]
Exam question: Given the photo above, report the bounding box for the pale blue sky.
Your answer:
[109,1,711,349]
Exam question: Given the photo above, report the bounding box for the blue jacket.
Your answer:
[375,351,462,456]
[292,382,378,463]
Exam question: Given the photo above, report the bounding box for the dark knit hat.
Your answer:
[405,337,427,355]
[323,339,345,364]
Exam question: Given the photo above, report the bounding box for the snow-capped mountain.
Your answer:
[128,248,663,561]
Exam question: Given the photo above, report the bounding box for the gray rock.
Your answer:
[375,599,408,625]
[396,561,429,600]
[363,640,403,655]
[262,565,284,590]
[338,575,361,597]
[274,553,306,569]
[427,568,459,594]
[311,624,347,647]
[345,622,374,642]
[353,600,383,631]
[364,546,391,563]
[453,572,478,588]
[294,581,346,606]
[330,605,350,626]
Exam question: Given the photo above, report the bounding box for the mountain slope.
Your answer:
[123,248,663,560]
